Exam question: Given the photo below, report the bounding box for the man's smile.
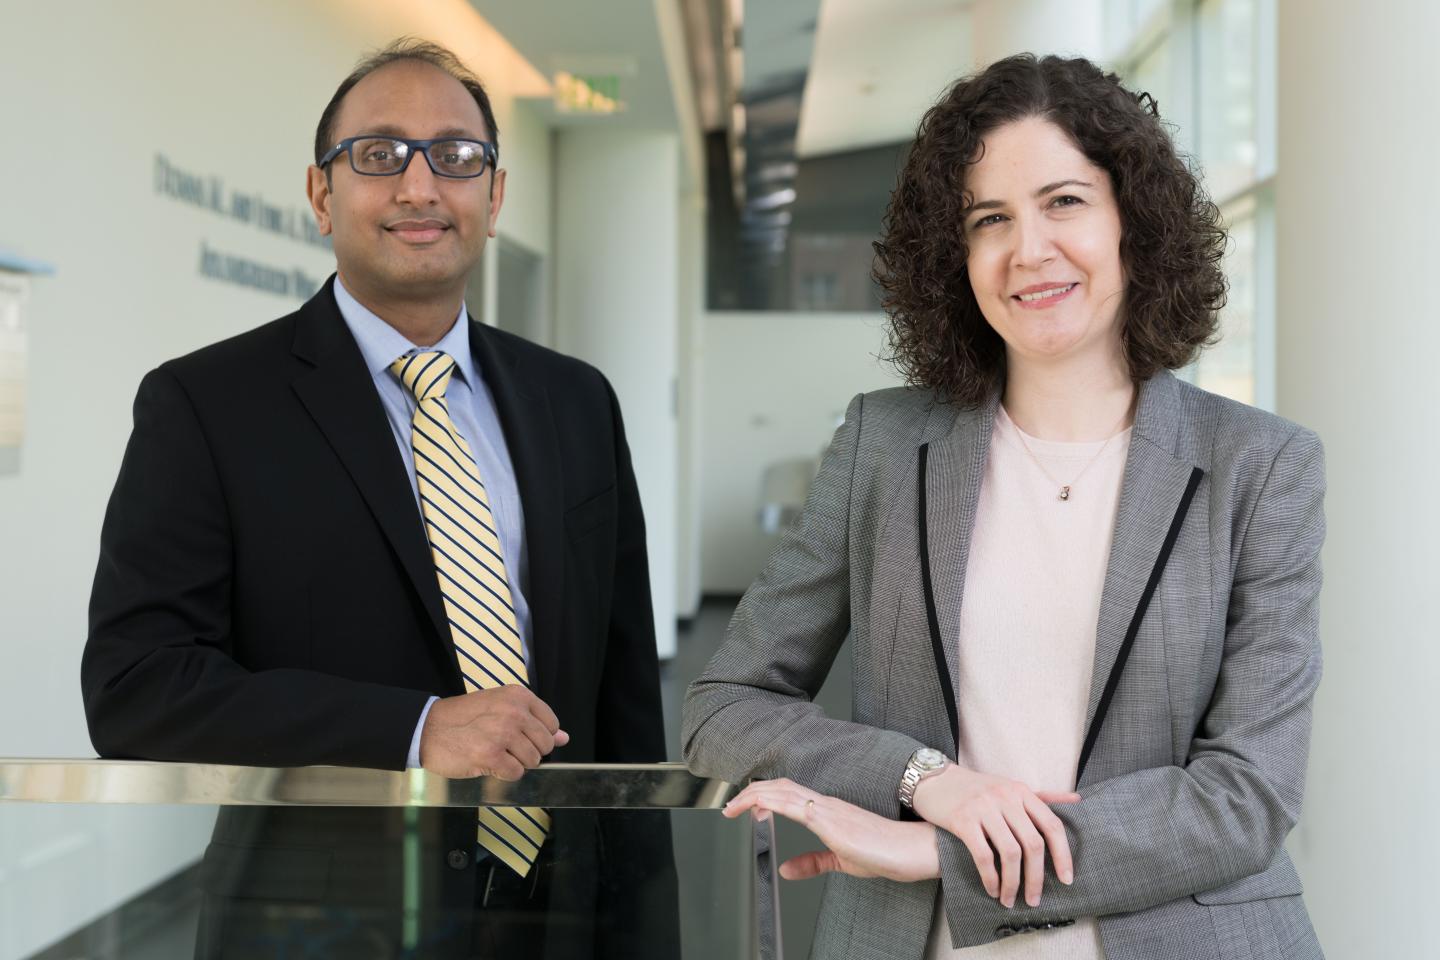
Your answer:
[385,217,451,243]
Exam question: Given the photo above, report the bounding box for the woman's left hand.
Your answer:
[723,778,941,883]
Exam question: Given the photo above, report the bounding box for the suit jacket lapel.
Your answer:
[1082,371,1196,755]
[469,324,566,708]
[921,392,999,750]
[289,280,453,653]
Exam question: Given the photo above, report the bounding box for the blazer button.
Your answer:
[446,848,470,870]
[994,926,1017,938]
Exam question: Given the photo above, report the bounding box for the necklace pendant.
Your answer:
[1058,485,1071,502]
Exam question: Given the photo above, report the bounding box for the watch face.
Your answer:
[915,747,946,771]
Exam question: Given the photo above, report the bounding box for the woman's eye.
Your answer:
[1051,195,1083,208]
[973,213,1005,229]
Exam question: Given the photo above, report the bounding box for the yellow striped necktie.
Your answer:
[391,350,550,877]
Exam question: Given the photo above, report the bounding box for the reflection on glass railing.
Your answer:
[0,761,776,960]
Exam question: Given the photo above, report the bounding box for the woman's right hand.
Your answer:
[912,765,1079,909]
[724,778,942,884]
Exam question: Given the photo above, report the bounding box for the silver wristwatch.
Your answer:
[898,747,949,809]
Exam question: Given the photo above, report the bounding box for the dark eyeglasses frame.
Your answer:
[319,136,498,179]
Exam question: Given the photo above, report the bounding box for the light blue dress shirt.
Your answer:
[332,278,533,769]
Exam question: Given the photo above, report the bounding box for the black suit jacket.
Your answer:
[82,278,676,958]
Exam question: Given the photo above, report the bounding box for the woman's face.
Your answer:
[962,117,1126,372]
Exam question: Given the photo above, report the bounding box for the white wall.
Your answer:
[552,129,681,657]
[0,3,552,956]
[699,311,903,594]
[675,192,707,619]
[1275,1,1439,954]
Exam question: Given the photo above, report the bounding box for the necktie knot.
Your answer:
[391,351,455,402]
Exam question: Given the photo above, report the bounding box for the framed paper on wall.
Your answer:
[0,250,52,477]
[0,272,26,475]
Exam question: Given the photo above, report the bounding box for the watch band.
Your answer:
[898,747,948,809]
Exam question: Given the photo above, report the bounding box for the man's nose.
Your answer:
[394,151,441,205]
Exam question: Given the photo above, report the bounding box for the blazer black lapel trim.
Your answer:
[289,280,454,660]
[1081,372,1198,778]
[918,394,996,755]
[917,443,960,751]
[469,324,566,709]
[1076,465,1203,782]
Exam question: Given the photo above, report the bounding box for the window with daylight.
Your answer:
[1109,0,1277,411]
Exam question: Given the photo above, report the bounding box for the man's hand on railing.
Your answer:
[419,687,569,780]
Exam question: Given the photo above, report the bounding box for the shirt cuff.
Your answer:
[406,696,439,770]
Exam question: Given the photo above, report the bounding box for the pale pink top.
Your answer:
[925,404,1131,960]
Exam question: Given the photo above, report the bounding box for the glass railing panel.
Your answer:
[0,761,777,960]
[0,802,214,960]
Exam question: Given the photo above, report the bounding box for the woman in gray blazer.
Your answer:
[683,55,1325,960]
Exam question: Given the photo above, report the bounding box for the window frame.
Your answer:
[1108,0,1277,411]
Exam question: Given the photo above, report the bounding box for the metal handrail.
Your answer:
[0,759,737,809]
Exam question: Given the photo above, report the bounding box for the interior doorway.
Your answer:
[496,236,545,345]
[465,235,547,347]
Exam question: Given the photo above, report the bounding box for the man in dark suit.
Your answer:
[81,39,676,959]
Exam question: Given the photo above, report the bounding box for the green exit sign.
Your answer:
[553,72,625,114]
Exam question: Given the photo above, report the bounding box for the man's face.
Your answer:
[306,60,504,305]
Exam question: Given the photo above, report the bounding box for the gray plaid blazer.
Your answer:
[683,371,1325,959]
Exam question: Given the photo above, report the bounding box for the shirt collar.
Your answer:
[333,276,478,390]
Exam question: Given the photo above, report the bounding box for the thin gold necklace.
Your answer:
[1008,403,1134,502]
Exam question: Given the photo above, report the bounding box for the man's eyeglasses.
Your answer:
[319,136,498,179]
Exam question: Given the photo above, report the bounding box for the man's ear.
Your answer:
[306,165,333,236]
[487,167,507,239]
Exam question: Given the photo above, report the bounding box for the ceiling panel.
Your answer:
[471,0,679,130]
[797,0,973,158]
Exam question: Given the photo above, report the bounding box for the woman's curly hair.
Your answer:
[873,54,1227,406]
